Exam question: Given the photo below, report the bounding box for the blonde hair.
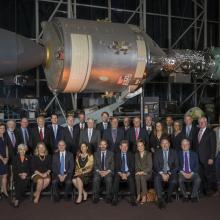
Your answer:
[34,142,48,156]
[17,143,28,153]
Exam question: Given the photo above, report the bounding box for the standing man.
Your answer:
[62,114,80,156]
[17,117,32,153]
[52,140,74,201]
[178,139,201,202]
[144,115,154,141]
[31,115,52,152]
[126,117,148,152]
[121,117,131,137]
[93,140,114,204]
[80,118,100,153]
[103,117,124,153]
[194,116,216,196]
[165,116,174,135]
[96,112,111,138]
[214,115,220,195]
[112,140,136,206]
[153,137,179,209]
[74,110,87,133]
[48,114,63,153]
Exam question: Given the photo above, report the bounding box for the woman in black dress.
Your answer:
[12,143,30,207]
[171,120,184,151]
[0,123,9,198]
[31,142,51,204]
[72,143,94,204]
[149,121,167,153]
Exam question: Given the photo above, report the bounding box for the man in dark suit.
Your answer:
[80,118,100,153]
[17,117,32,154]
[179,139,201,202]
[48,113,63,153]
[52,140,74,201]
[6,119,20,159]
[112,140,136,206]
[121,116,131,137]
[181,115,198,146]
[144,115,154,143]
[96,112,111,138]
[31,115,52,153]
[93,139,114,204]
[165,116,174,135]
[62,115,80,156]
[73,110,87,134]
[126,117,148,152]
[194,116,216,195]
[153,137,179,209]
[103,117,124,153]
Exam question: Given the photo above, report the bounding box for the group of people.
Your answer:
[0,110,219,209]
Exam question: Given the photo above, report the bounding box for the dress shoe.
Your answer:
[191,197,199,203]
[157,198,166,209]
[105,198,112,204]
[130,200,137,206]
[112,198,118,206]
[166,196,173,203]
[182,196,189,202]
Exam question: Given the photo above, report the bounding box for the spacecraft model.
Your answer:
[0,18,220,96]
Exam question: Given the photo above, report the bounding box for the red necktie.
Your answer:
[39,128,44,141]
[135,128,139,141]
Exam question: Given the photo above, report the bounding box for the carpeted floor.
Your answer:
[0,196,219,220]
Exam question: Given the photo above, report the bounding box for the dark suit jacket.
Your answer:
[103,128,124,153]
[170,132,185,151]
[93,150,114,173]
[96,122,111,138]
[121,126,131,138]
[79,128,101,153]
[52,151,74,178]
[61,126,80,155]
[17,127,32,148]
[153,148,179,175]
[31,126,52,153]
[48,124,63,153]
[74,122,87,133]
[12,154,30,179]
[178,150,199,173]
[5,129,20,159]
[194,127,216,164]
[126,127,149,152]
[181,124,198,146]
[115,151,135,175]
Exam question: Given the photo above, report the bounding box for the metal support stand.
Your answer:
[140,85,145,128]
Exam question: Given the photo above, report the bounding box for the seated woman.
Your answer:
[31,142,51,204]
[0,123,9,198]
[72,143,94,204]
[12,144,30,207]
[135,139,152,204]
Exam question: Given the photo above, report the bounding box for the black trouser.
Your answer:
[14,177,29,201]
[113,173,136,201]
[52,176,72,198]
[93,173,113,199]
[154,174,177,199]
[178,173,201,198]
[199,162,214,193]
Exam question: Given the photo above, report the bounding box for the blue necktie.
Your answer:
[184,152,190,173]
[60,153,65,176]
[121,153,126,173]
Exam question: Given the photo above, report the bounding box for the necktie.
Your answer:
[103,123,107,130]
[101,152,105,170]
[60,153,65,175]
[135,128,139,141]
[184,152,190,173]
[88,129,92,142]
[11,131,16,147]
[198,129,203,143]
[168,126,171,135]
[23,129,29,145]
[163,151,169,173]
[186,126,190,137]
[121,153,126,173]
[39,128,44,141]
[112,129,117,143]
[53,125,57,139]
[70,127,73,138]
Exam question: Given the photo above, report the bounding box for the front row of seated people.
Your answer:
[8,137,201,209]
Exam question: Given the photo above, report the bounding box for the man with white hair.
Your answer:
[79,118,101,153]
[194,116,216,196]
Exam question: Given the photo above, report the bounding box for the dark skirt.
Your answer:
[0,161,8,175]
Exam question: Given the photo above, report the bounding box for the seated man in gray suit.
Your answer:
[93,139,114,204]
[79,118,101,153]
[153,137,179,209]
[52,140,74,202]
